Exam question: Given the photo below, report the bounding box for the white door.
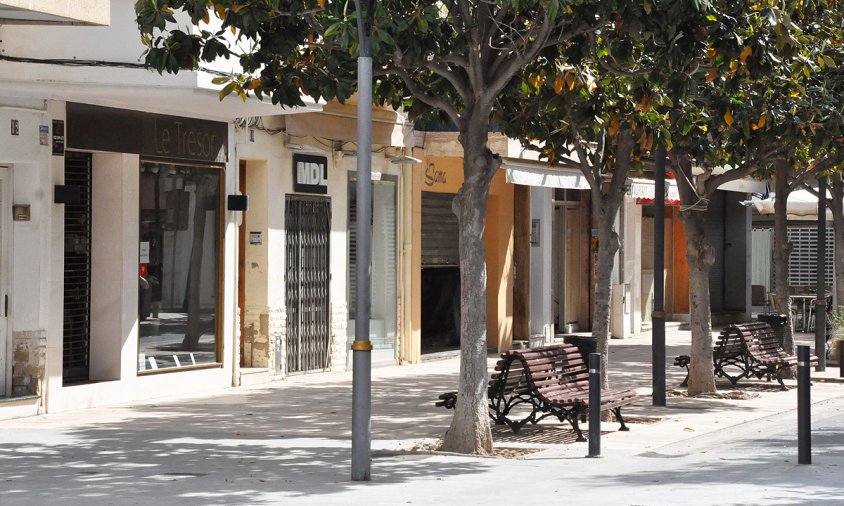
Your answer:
[0,167,9,397]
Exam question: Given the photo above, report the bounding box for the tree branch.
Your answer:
[572,138,599,190]
[482,12,555,106]
[704,143,791,195]
[588,31,652,78]
[425,60,471,103]
[393,51,462,128]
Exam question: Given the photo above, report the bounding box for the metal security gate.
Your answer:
[706,191,726,312]
[286,195,331,373]
[63,152,92,383]
[421,191,459,266]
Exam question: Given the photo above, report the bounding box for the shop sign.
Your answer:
[66,103,228,164]
[424,162,447,187]
[293,154,328,194]
[52,120,65,155]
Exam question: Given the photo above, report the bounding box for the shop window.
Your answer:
[138,162,221,372]
[347,177,398,350]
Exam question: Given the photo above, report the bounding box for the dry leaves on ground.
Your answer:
[668,389,760,400]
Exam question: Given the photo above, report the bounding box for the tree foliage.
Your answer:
[135,0,844,445]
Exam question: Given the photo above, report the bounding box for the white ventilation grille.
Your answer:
[787,225,834,288]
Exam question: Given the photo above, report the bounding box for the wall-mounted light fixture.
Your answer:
[389,155,422,164]
[227,194,249,211]
[54,185,81,205]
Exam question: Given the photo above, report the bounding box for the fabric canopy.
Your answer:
[628,178,680,204]
[503,158,591,189]
[741,189,834,221]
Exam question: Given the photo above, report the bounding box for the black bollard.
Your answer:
[587,353,601,458]
[797,345,811,465]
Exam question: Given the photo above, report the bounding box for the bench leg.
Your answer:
[570,408,587,442]
[680,368,689,388]
[775,368,788,391]
[612,407,630,432]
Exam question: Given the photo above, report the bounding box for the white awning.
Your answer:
[627,178,680,202]
[741,189,834,221]
[717,178,768,194]
[503,158,591,189]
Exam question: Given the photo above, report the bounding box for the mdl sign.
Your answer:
[293,154,329,194]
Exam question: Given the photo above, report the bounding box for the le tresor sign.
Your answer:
[293,154,328,194]
[66,103,228,164]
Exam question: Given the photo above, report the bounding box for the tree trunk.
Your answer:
[439,123,497,455]
[772,159,795,353]
[591,217,619,389]
[182,176,211,350]
[682,209,717,395]
[672,152,716,395]
[589,133,630,389]
[830,175,844,314]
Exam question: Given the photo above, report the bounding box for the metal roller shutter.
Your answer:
[421,191,459,267]
[63,152,92,384]
[706,192,726,312]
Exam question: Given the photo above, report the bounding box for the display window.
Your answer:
[138,161,222,372]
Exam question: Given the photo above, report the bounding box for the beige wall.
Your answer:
[404,154,514,363]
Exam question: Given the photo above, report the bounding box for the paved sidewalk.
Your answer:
[0,328,842,505]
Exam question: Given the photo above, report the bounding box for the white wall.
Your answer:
[90,153,138,381]
[2,0,150,64]
[530,187,553,340]
[0,100,53,334]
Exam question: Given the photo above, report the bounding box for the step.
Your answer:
[0,395,40,420]
[239,368,271,387]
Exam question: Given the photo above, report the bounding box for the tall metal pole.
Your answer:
[652,141,666,406]
[816,176,827,372]
[351,0,375,482]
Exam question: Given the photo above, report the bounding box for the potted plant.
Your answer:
[827,307,844,365]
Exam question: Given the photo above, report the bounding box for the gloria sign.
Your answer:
[293,154,328,194]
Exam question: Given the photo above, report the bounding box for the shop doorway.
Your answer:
[285,195,331,373]
[63,152,92,384]
[420,192,460,354]
[552,190,587,333]
[0,167,9,396]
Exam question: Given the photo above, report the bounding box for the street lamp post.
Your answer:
[652,141,666,406]
[351,0,375,482]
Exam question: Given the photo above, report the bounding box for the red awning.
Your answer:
[635,197,681,205]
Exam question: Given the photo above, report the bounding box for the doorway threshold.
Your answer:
[421,349,460,362]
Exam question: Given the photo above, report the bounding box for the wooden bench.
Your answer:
[436,344,640,440]
[674,322,819,390]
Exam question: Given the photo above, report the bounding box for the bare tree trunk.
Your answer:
[830,175,844,312]
[439,123,497,455]
[182,176,211,350]
[682,209,717,395]
[672,152,716,395]
[589,133,631,389]
[773,158,795,353]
